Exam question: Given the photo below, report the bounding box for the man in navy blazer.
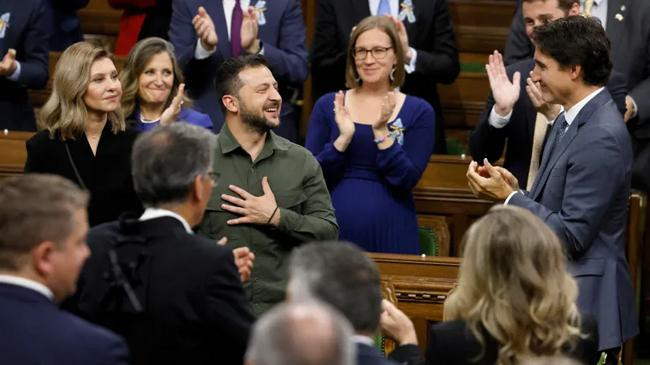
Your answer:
[470,0,627,189]
[0,174,129,365]
[467,17,638,364]
[0,0,50,131]
[169,0,308,141]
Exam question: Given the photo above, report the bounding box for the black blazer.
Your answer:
[0,283,129,365]
[310,0,459,153]
[425,318,599,365]
[469,58,628,188]
[24,125,142,226]
[68,215,255,365]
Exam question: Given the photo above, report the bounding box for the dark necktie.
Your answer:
[540,112,568,170]
[231,0,243,57]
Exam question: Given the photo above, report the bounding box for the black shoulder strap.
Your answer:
[64,142,87,189]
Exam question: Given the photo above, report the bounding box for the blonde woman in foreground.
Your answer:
[381,205,599,365]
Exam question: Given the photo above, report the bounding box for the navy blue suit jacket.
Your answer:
[169,0,308,141]
[470,58,628,189]
[45,0,88,51]
[0,283,129,365]
[0,0,50,131]
[508,89,638,350]
[357,342,399,365]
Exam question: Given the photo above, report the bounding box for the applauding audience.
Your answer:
[305,16,434,254]
[24,42,142,226]
[120,37,212,132]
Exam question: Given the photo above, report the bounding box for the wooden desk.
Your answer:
[0,131,33,179]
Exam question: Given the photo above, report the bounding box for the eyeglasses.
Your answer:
[205,171,218,186]
[352,46,393,60]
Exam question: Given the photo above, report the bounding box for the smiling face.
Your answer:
[522,0,579,39]
[83,57,122,115]
[531,48,574,106]
[137,52,174,107]
[353,28,396,86]
[235,65,282,132]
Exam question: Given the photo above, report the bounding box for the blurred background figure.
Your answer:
[24,42,142,226]
[169,0,308,140]
[0,0,50,131]
[311,0,459,154]
[109,0,172,56]
[46,0,89,51]
[0,174,129,365]
[245,301,356,365]
[120,37,212,131]
[305,16,434,254]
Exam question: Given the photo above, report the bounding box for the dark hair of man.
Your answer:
[522,0,578,14]
[0,174,88,270]
[289,241,382,333]
[532,16,612,86]
[216,54,269,112]
[131,123,215,207]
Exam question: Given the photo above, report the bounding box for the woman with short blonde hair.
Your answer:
[25,42,142,226]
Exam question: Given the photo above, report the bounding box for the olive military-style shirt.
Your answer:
[198,124,339,315]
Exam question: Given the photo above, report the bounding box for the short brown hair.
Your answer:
[522,0,579,13]
[0,174,89,270]
[345,16,405,89]
[40,42,125,140]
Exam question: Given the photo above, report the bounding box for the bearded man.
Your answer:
[197,55,339,316]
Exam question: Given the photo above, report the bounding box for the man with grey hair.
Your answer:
[245,301,355,365]
[287,241,422,365]
[68,123,255,365]
[0,174,129,364]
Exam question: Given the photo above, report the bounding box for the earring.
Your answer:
[390,67,396,82]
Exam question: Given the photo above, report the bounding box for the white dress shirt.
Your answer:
[0,274,54,301]
[140,207,193,234]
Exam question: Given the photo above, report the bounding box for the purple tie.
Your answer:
[231,0,243,57]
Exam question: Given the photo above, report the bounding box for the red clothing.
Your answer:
[109,0,157,55]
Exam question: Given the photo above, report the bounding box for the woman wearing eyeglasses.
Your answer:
[305,16,435,254]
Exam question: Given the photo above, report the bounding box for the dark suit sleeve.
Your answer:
[101,333,130,365]
[629,76,650,127]
[24,135,48,172]
[412,0,459,85]
[310,0,347,99]
[15,1,50,89]
[503,5,534,65]
[606,70,629,116]
[262,0,308,85]
[469,91,509,163]
[169,0,225,97]
[202,249,255,359]
[508,129,628,260]
[388,344,424,365]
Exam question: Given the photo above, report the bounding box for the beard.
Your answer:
[239,100,280,135]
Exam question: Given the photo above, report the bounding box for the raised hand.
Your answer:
[526,76,561,121]
[217,237,255,282]
[0,49,17,76]
[374,91,396,131]
[160,83,185,126]
[379,300,418,345]
[389,16,412,61]
[221,176,280,227]
[192,6,218,51]
[332,91,355,152]
[486,50,520,116]
[241,7,260,53]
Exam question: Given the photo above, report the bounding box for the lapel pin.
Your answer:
[615,13,624,21]
[254,1,267,26]
[398,0,416,24]
[620,5,626,11]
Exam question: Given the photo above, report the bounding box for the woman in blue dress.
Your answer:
[119,37,213,132]
[305,16,435,254]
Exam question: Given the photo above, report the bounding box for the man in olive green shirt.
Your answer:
[198,55,339,315]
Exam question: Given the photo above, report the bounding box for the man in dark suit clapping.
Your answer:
[68,123,256,365]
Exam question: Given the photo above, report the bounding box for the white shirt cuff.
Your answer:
[404,47,417,74]
[488,106,512,128]
[194,39,216,60]
[504,190,522,205]
[6,61,21,81]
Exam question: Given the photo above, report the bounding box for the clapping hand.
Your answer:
[217,236,255,283]
[193,6,218,51]
[389,16,412,62]
[486,50,520,117]
[160,83,185,126]
[374,91,396,131]
[0,49,17,76]
[241,7,260,53]
[221,176,280,227]
[332,90,355,151]
[526,76,561,121]
[466,159,516,201]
